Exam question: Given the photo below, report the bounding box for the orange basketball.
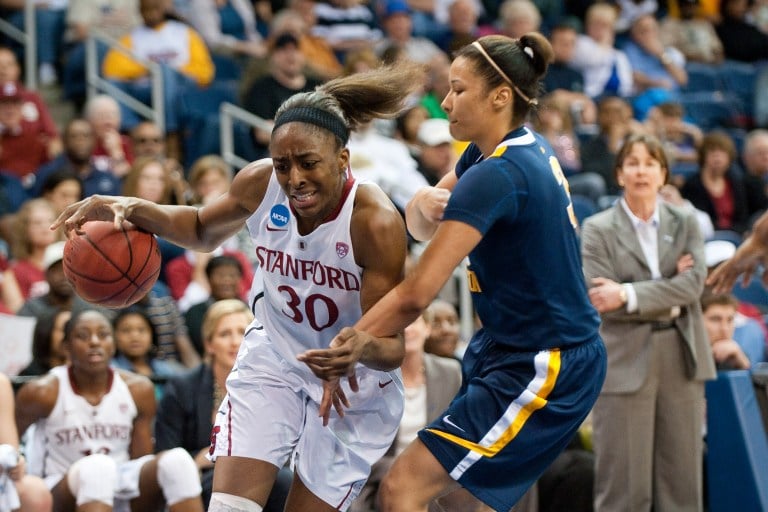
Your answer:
[63,221,161,308]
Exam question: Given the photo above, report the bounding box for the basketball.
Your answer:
[63,221,161,308]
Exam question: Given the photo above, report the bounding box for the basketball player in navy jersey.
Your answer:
[300,34,608,512]
[51,62,426,512]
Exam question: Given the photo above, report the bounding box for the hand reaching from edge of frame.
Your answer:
[50,195,139,237]
[706,235,768,294]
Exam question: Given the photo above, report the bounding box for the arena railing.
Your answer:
[0,0,37,89]
[85,31,165,133]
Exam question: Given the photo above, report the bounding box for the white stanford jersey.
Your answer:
[244,173,365,367]
[27,366,137,486]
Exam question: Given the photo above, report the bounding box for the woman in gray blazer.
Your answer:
[581,133,716,512]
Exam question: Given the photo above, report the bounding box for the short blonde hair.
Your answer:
[202,299,253,343]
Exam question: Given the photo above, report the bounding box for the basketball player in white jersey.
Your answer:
[51,61,427,512]
[14,309,204,512]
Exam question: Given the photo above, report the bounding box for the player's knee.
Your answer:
[17,475,53,512]
[156,447,202,505]
[66,453,118,506]
[208,492,263,512]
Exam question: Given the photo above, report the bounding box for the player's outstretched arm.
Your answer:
[51,159,273,252]
[405,172,456,241]
[707,210,768,293]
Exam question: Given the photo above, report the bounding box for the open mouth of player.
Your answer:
[87,351,104,362]
[291,191,317,209]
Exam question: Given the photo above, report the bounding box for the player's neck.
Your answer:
[69,365,113,401]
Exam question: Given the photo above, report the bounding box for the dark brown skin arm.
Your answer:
[15,375,59,438]
[707,210,768,293]
[51,159,273,252]
[122,371,157,459]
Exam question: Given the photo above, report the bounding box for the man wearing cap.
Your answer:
[375,0,444,64]
[16,241,112,321]
[242,32,323,159]
[0,81,56,183]
[415,118,457,186]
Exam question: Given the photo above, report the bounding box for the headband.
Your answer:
[471,41,538,107]
[273,106,350,143]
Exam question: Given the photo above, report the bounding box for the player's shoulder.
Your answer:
[116,369,154,397]
[228,158,273,210]
[353,182,403,226]
[16,372,60,410]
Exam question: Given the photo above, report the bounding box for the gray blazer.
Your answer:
[581,201,716,393]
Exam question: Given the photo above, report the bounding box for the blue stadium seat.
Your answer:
[678,91,745,131]
[684,62,722,93]
[571,194,597,226]
[705,371,768,512]
[177,81,239,167]
[732,272,768,314]
[718,60,758,119]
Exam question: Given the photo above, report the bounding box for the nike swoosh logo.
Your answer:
[378,379,393,388]
[266,225,287,232]
[443,415,465,432]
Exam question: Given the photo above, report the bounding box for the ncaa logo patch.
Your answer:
[336,242,349,259]
[269,204,290,228]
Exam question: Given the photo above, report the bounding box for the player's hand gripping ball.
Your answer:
[63,221,161,308]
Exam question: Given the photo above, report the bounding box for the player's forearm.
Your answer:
[125,200,214,251]
[358,333,405,372]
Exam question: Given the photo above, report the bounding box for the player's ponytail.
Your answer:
[274,61,427,149]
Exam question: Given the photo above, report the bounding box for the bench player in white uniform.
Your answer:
[51,61,427,512]
[15,309,204,512]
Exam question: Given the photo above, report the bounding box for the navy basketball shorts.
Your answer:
[418,331,606,512]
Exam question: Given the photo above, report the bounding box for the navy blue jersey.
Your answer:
[443,126,599,349]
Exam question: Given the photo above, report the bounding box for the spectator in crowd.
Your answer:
[61,0,141,108]
[531,94,583,176]
[83,95,135,178]
[32,118,122,199]
[701,290,758,370]
[183,0,266,66]
[716,0,768,62]
[130,120,165,159]
[184,255,245,356]
[542,19,597,128]
[613,0,659,34]
[570,3,634,99]
[102,0,215,161]
[496,0,540,39]
[350,309,464,512]
[122,156,189,209]
[112,308,182,398]
[16,241,105,319]
[157,299,292,511]
[310,0,381,57]
[414,118,458,186]
[394,104,430,159]
[0,46,62,152]
[9,198,59,300]
[0,172,27,225]
[268,6,342,81]
[0,82,54,183]
[740,129,768,220]
[241,31,323,159]
[622,14,688,119]
[419,52,451,120]
[681,130,751,236]
[581,133,714,512]
[15,308,205,512]
[0,373,52,512]
[643,101,702,183]
[580,95,644,196]
[0,264,23,314]
[659,0,724,65]
[434,0,481,56]
[38,170,84,218]
[17,307,71,377]
[375,0,444,64]
[658,183,715,240]
[424,298,464,360]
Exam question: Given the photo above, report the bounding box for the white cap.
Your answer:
[704,240,736,268]
[43,241,66,270]
[417,118,453,147]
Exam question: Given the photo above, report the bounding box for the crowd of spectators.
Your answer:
[1,0,768,510]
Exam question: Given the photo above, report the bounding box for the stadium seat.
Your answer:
[678,91,745,131]
[684,62,722,93]
[177,81,239,167]
[705,370,768,512]
[718,60,758,120]
[732,272,768,314]
[570,194,597,226]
